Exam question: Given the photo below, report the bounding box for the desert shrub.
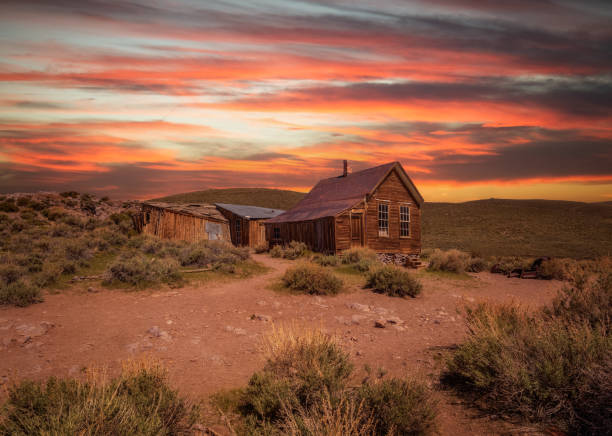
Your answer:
[313,255,339,267]
[15,253,44,273]
[366,265,422,298]
[571,354,612,435]
[0,279,42,306]
[101,196,110,202]
[0,264,23,285]
[283,240,307,260]
[358,378,437,436]
[60,191,79,198]
[490,256,533,274]
[0,360,198,435]
[15,197,31,207]
[42,207,66,221]
[19,209,37,221]
[427,249,470,274]
[341,247,378,265]
[443,300,611,433]
[28,200,46,211]
[104,253,182,288]
[282,263,343,295]
[279,393,375,436]
[269,244,283,258]
[0,199,19,213]
[61,214,84,228]
[33,263,63,288]
[240,326,353,429]
[179,240,249,270]
[538,258,571,280]
[10,221,24,233]
[467,256,488,273]
[544,271,611,329]
[0,213,8,223]
[254,242,269,254]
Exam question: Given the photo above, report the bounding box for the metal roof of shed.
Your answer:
[214,203,285,219]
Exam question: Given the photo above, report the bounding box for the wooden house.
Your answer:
[265,161,424,261]
[215,203,285,248]
[134,202,230,242]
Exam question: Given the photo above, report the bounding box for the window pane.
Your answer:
[400,205,410,237]
[378,203,389,236]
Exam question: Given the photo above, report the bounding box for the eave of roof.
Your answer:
[143,202,228,222]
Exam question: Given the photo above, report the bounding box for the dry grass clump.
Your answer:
[178,240,249,269]
[0,360,199,435]
[341,248,380,273]
[254,242,269,253]
[282,263,343,295]
[443,270,611,434]
[427,249,470,273]
[313,254,340,267]
[215,325,437,436]
[365,265,422,298]
[357,378,437,436]
[269,241,309,260]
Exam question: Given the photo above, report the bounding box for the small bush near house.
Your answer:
[427,249,470,274]
[282,240,308,260]
[313,254,339,267]
[104,253,182,288]
[366,265,422,298]
[282,263,343,295]
[0,360,199,435]
[254,242,269,253]
[16,197,31,207]
[269,244,283,258]
[467,256,488,273]
[538,257,571,280]
[41,207,66,221]
[341,247,378,265]
[358,378,438,436]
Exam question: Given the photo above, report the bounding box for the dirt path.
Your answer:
[0,254,563,435]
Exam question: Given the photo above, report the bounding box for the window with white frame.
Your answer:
[400,205,410,237]
[235,219,241,243]
[378,203,389,237]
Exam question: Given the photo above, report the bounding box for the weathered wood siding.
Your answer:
[249,220,267,248]
[364,169,421,254]
[217,207,269,248]
[265,217,335,253]
[140,204,230,242]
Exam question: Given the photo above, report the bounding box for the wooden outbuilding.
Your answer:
[265,161,424,261]
[215,203,285,248]
[134,202,230,242]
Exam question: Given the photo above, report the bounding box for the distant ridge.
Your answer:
[151,188,305,211]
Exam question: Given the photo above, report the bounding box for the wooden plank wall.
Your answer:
[248,220,266,248]
[334,211,351,251]
[364,169,421,254]
[140,205,230,243]
[265,217,335,253]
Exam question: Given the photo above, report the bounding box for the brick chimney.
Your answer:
[343,160,348,177]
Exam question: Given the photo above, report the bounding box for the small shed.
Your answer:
[265,161,424,261]
[134,202,230,242]
[215,203,285,248]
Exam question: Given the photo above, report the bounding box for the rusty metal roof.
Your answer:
[143,202,228,222]
[267,162,423,223]
[214,203,285,219]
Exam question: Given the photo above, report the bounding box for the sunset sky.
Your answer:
[1,0,611,201]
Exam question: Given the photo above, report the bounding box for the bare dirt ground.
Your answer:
[0,254,563,435]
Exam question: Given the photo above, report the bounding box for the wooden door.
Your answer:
[350,214,363,247]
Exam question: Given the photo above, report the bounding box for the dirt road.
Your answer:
[0,254,562,434]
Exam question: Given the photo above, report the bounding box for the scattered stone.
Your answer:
[373,307,389,315]
[159,331,172,341]
[257,300,267,306]
[374,319,386,328]
[351,315,367,325]
[356,350,363,356]
[433,320,441,324]
[87,287,98,293]
[347,303,370,312]
[147,326,161,337]
[386,316,403,325]
[166,320,173,325]
[250,314,271,322]
[225,326,247,336]
[393,325,406,332]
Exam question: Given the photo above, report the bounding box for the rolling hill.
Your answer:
[153,190,612,258]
